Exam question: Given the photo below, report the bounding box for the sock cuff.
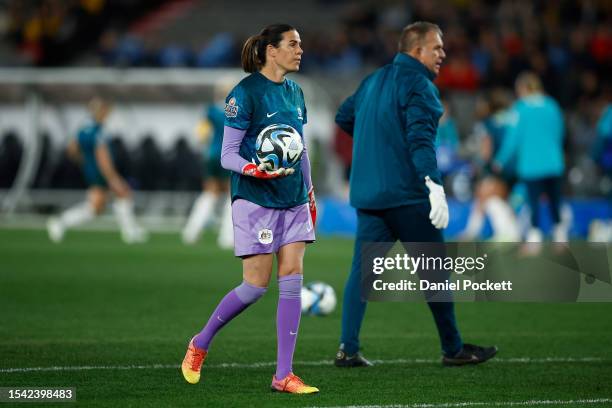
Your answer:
[234,281,267,304]
[278,274,302,299]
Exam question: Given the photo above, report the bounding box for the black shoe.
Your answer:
[334,348,373,367]
[442,343,498,366]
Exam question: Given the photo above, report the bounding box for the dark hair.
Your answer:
[241,24,296,73]
[398,21,442,53]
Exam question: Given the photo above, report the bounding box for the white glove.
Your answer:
[425,176,449,229]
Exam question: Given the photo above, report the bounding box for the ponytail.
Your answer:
[241,35,262,73]
[240,24,296,73]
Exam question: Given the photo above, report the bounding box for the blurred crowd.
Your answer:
[2,0,164,65]
[4,1,610,108]
[99,1,611,106]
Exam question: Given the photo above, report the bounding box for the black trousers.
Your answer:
[525,176,562,228]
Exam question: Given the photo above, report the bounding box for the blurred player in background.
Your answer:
[494,72,568,243]
[182,82,234,249]
[181,24,318,394]
[333,125,353,199]
[460,88,520,241]
[46,98,147,244]
[435,97,460,172]
[334,21,497,367]
[588,94,612,241]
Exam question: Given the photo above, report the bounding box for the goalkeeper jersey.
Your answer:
[224,71,308,209]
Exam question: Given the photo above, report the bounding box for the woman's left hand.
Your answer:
[308,187,317,226]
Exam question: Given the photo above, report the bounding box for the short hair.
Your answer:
[515,71,543,93]
[398,21,442,53]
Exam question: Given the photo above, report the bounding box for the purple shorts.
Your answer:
[232,199,315,257]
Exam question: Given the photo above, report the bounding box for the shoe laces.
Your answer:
[282,373,305,390]
[188,347,205,371]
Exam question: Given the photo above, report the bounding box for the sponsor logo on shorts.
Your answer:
[258,228,273,244]
[225,97,239,118]
[297,107,303,121]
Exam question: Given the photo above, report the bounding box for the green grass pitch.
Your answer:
[1,229,611,407]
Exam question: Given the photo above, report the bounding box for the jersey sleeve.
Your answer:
[224,84,253,130]
[336,73,374,137]
[335,93,356,136]
[403,80,442,183]
[220,126,249,173]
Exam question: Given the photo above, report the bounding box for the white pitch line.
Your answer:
[306,398,612,408]
[0,356,607,374]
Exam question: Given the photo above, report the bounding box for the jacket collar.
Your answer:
[393,53,436,80]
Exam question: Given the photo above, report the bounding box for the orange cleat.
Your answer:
[270,372,319,394]
[181,337,207,384]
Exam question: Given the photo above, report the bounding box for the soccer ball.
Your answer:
[255,124,304,170]
[301,281,337,316]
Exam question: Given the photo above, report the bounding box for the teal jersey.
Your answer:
[207,104,225,159]
[224,72,308,208]
[436,118,459,150]
[484,110,512,155]
[495,94,564,180]
[77,121,109,186]
[593,104,612,171]
[596,105,612,140]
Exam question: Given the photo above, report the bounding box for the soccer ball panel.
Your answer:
[301,281,337,316]
[255,124,304,170]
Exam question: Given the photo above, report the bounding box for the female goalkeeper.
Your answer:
[180,23,318,394]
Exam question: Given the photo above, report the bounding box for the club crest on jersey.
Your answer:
[225,97,239,118]
[297,107,303,121]
[257,228,273,244]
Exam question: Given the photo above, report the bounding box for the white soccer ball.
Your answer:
[301,281,337,316]
[255,124,304,170]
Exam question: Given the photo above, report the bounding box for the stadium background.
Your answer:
[0,0,611,407]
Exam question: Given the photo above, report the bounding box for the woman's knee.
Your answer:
[277,242,305,278]
[278,262,303,277]
[242,254,274,287]
[243,273,271,288]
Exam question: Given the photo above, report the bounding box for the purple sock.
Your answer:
[193,281,266,350]
[275,274,303,380]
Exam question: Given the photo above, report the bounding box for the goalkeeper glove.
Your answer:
[241,161,294,179]
[425,176,449,229]
[308,187,317,226]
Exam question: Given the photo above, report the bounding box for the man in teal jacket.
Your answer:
[494,72,566,242]
[334,21,497,367]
